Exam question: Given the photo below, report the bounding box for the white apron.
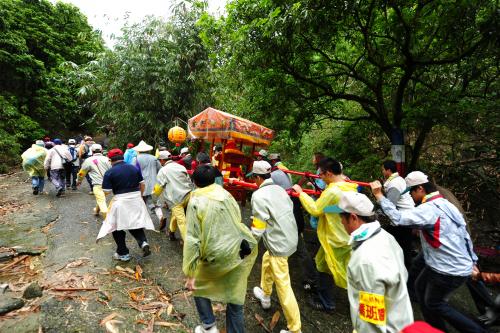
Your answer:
[97,191,155,240]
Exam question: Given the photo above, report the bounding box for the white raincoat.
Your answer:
[347,223,413,333]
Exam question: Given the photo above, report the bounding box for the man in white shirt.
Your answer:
[77,144,112,217]
[153,153,193,241]
[381,160,415,269]
[44,138,73,197]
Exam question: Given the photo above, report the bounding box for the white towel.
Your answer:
[97,191,155,241]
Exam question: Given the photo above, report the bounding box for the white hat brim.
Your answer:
[133,141,153,152]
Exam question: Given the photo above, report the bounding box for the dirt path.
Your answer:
[0,171,497,333]
[0,171,352,332]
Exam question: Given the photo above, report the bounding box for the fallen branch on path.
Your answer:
[254,313,271,333]
[0,255,29,272]
[50,287,98,292]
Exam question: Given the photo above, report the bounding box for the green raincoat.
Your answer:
[183,184,257,305]
[21,144,47,177]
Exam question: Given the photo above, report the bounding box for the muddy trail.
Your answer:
[0,171,498,333]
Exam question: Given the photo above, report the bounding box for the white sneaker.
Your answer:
[112,253,131,262]
[253,286,271,309]
[194,325,219,333]
[280,330,302,333]
[141,242,151,257]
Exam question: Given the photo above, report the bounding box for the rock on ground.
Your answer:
[0,297,25,315]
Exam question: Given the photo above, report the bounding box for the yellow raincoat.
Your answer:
[183,184,258,305]
[21,144,47,177]
[299,181,358,289]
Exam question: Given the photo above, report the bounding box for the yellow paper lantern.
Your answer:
[168,126,187,144]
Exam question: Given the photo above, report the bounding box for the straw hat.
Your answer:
[133,140,153,152]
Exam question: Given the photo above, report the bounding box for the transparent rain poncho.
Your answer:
[21,144,47,177]
[299,181,359,289]
[183,184,258,305]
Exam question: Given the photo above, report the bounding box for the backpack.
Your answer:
[69,147,78,162]
[81,144,92,159]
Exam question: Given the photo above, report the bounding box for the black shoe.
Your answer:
[168,231,177,241]
[33,187,39,195]
[159,218,167,231]
[141,242,151,257]
[303,280,317,293]
[71,186,77,191]
[308,298,335,313]
[56,188,63,197]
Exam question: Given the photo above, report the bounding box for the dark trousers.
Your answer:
[294,234,318,284]
[415,265,487,333]
[291,196,305,233]
[85,174,93,190]
[65,165,78,188]
[315,272,336,310]
[408,252,426,302]
[290,196,319,284]
[111,229,147,255]
[466,278,496,314]
[194,296,244,333]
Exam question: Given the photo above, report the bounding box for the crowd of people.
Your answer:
[20,138,498,333]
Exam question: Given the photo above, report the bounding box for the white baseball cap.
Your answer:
[247,160,272,177]
[338,192,374,217]
[158,150,172,160]
[68,139,76,144]
[180,147,189,154]
[91,143,102,151]
[268,153,280,160]
[258,149,268,157]
[405,171,429,188]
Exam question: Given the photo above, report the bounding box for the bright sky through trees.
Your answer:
[51,0,227,46]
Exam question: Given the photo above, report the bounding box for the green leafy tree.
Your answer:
[0,0,103,169]
[74,1,213,146]
[204,0,498,169]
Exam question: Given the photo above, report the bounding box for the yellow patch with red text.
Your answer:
[359,291,386,325]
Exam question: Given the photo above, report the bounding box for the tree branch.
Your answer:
[280,63,379,110]
[299,33,377,92]
[409,119,433,170]
[414,37,489,66]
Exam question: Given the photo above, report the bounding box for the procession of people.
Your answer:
[19,136,497,333]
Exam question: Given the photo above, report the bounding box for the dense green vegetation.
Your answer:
[1,0,498,228]
[70,2,213,145]
[0,0,103,170]
[203,0,497,166]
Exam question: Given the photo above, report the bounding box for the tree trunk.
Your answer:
[409,121,433,171]
[390,127,406,176]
